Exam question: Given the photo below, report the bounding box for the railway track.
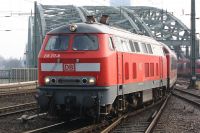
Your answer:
[23,121,66,133]
[22,96,169,133]
[0,81,37,97]
[102,95,170,133]
[21,87,198,133]
[173,88,200,107]
[176,78,190,85]
[22,81,190,133]
[67,95,170,133]
[0,102,38,117]
[23,117,90,133]
[0,89,36,98]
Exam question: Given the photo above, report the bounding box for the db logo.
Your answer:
[64,64,75,71]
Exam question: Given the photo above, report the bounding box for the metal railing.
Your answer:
[0,68,38,83]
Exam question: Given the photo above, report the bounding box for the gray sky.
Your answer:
[0,0,199,59]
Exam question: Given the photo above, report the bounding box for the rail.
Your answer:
[174,88,200,99]
[23,121,66,133]
[68,97,166,133]
[101,96,169,133]
[0,102,37,117]
[145,94,170,133]
[0,81,37,96]
[173,89,200,107]
[23,117,82,133]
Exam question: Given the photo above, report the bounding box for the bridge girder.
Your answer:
[27,4,194,67]
[81,6,142,34]
[128,6,191,46]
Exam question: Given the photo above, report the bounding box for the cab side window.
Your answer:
[134,42,140,52]
[108,37,114,51]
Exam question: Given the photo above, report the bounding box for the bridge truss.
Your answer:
[26,3,198,67]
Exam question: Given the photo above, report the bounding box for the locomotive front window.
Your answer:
[72,34,98,51]
[45,35,69,51]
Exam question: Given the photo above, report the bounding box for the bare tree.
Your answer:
[0,56,5,69]
[4,58,23,69]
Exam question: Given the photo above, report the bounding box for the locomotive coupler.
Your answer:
[94,95,100,122]
[64,96,76,112]
[47,93,56,115]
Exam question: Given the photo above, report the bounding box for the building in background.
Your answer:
[110,0,132,6]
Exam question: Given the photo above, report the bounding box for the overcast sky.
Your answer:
[0,0,199,59]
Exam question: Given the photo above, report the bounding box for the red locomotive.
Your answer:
[36,16,177,119]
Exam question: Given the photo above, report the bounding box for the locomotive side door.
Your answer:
[159,56,164,87]
[117,51,125,111]
[114,36,124,87]
[114,36,124,102]
[159,57,163,79]
[117,52,124,87]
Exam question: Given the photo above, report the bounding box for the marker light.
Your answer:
[69,24,77,32]
[88,77,96,85]
[44,77,50,84]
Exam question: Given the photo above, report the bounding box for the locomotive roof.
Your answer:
[162,43,177,57]
[47,22,160,46]
[48,22,129,34]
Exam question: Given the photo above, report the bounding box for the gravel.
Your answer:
[1,95,199,133]
[154,95,200,133]
[0,93,55,133]
[1,78,200,133]
[0,92,69,133]
[0,111,60,133]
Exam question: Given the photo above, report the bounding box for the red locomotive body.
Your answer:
[36,22,177,118]
[163,44,177,88]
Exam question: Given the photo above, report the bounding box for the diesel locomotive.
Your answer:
[36,16,177,119]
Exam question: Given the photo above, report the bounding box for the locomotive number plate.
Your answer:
[64,64,75,71]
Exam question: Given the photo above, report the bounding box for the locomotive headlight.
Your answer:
[88,77,96,85]
[44,77,50,84]
[69,24,77,32]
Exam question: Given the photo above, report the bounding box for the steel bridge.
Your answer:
[26,3,199,67]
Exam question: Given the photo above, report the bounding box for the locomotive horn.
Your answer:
[86,15,96,23]
[100,15,109,25]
